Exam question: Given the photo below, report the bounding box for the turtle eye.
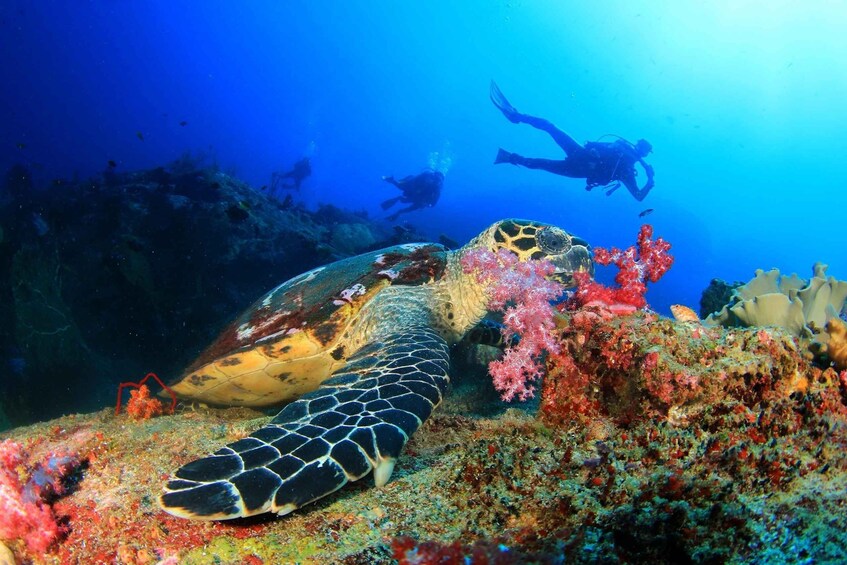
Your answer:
[537,227,572,255]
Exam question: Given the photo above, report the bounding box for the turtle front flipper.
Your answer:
[159,325,450,520]
[464,318,519,349]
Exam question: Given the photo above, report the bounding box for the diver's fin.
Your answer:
[490,81,521,123]
[494,148,514,165]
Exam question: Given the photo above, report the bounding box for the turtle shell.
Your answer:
[169,243,448,407]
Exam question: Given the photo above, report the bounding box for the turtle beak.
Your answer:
[545,248,594,289]
[549,270,574,286]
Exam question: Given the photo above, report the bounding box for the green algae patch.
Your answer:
[177,534,329,565]
[181,537,241,564]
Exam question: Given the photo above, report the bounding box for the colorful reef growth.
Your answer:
[456,224,847,561]
[461,247,566,401]
[525,228,847,560]
[704,262,847,371]
[463,223,674,405]
[2,224,847,563]
[570,223,673,313]
[0,439,84,554]
[704,262,847,337]
[115,372,177,421]
[540,224,680,424]
[812,317,847,371]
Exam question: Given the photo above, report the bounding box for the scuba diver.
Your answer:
[271,157,312,192]
[380,169,444,222]
[490,81,655,202]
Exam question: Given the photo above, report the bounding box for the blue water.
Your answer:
[2,1,845,316]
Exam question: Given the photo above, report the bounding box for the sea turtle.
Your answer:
[160,218,593,520]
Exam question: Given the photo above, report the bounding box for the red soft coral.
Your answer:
[0,439,80,553]
[125,384,165,420]
[461,248,565,401]
[570,224,673,312]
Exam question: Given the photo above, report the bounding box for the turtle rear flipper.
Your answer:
[159,326,450,520]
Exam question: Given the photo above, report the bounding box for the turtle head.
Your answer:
[477,219,594,288]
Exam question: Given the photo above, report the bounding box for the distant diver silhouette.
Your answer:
[491,81,655,202]
[381,170,443,222]
[272,157,312,192]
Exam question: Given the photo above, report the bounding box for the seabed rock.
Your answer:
[1,314,845,564]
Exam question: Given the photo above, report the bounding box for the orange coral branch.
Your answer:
[115,372,177,416]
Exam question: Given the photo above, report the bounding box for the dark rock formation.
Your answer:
[0,161,428,428]
[699,277,742,319]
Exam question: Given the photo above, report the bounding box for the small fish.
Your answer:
[107,160,117,169]
[259,185,267,191]
[16,142,26,149]
[670,304,700,323]
[638,208,654,218]
[136,131,144,141]
[179,121,188,127]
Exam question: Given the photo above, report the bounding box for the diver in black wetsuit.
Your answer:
[272,157,312,192]
[380,170,443,222]
[491,81,655,202]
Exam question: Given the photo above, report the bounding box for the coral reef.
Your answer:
[115,372,177,420]
[705,262,847,337]
[570,224,673,313]
[810,317,847,371]
[1,319,845,565]
[1,165,845,563]
[391,535,543,564]
[541,311,812,425]
[460,225,674,405]
[123,386,165,421]
[0,440,83,553]
[461,248,565,401]
[698,277,742,318]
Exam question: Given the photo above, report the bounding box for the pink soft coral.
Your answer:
[0,439,80,553]
[570,224,673,312]
[461,248,565,401]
